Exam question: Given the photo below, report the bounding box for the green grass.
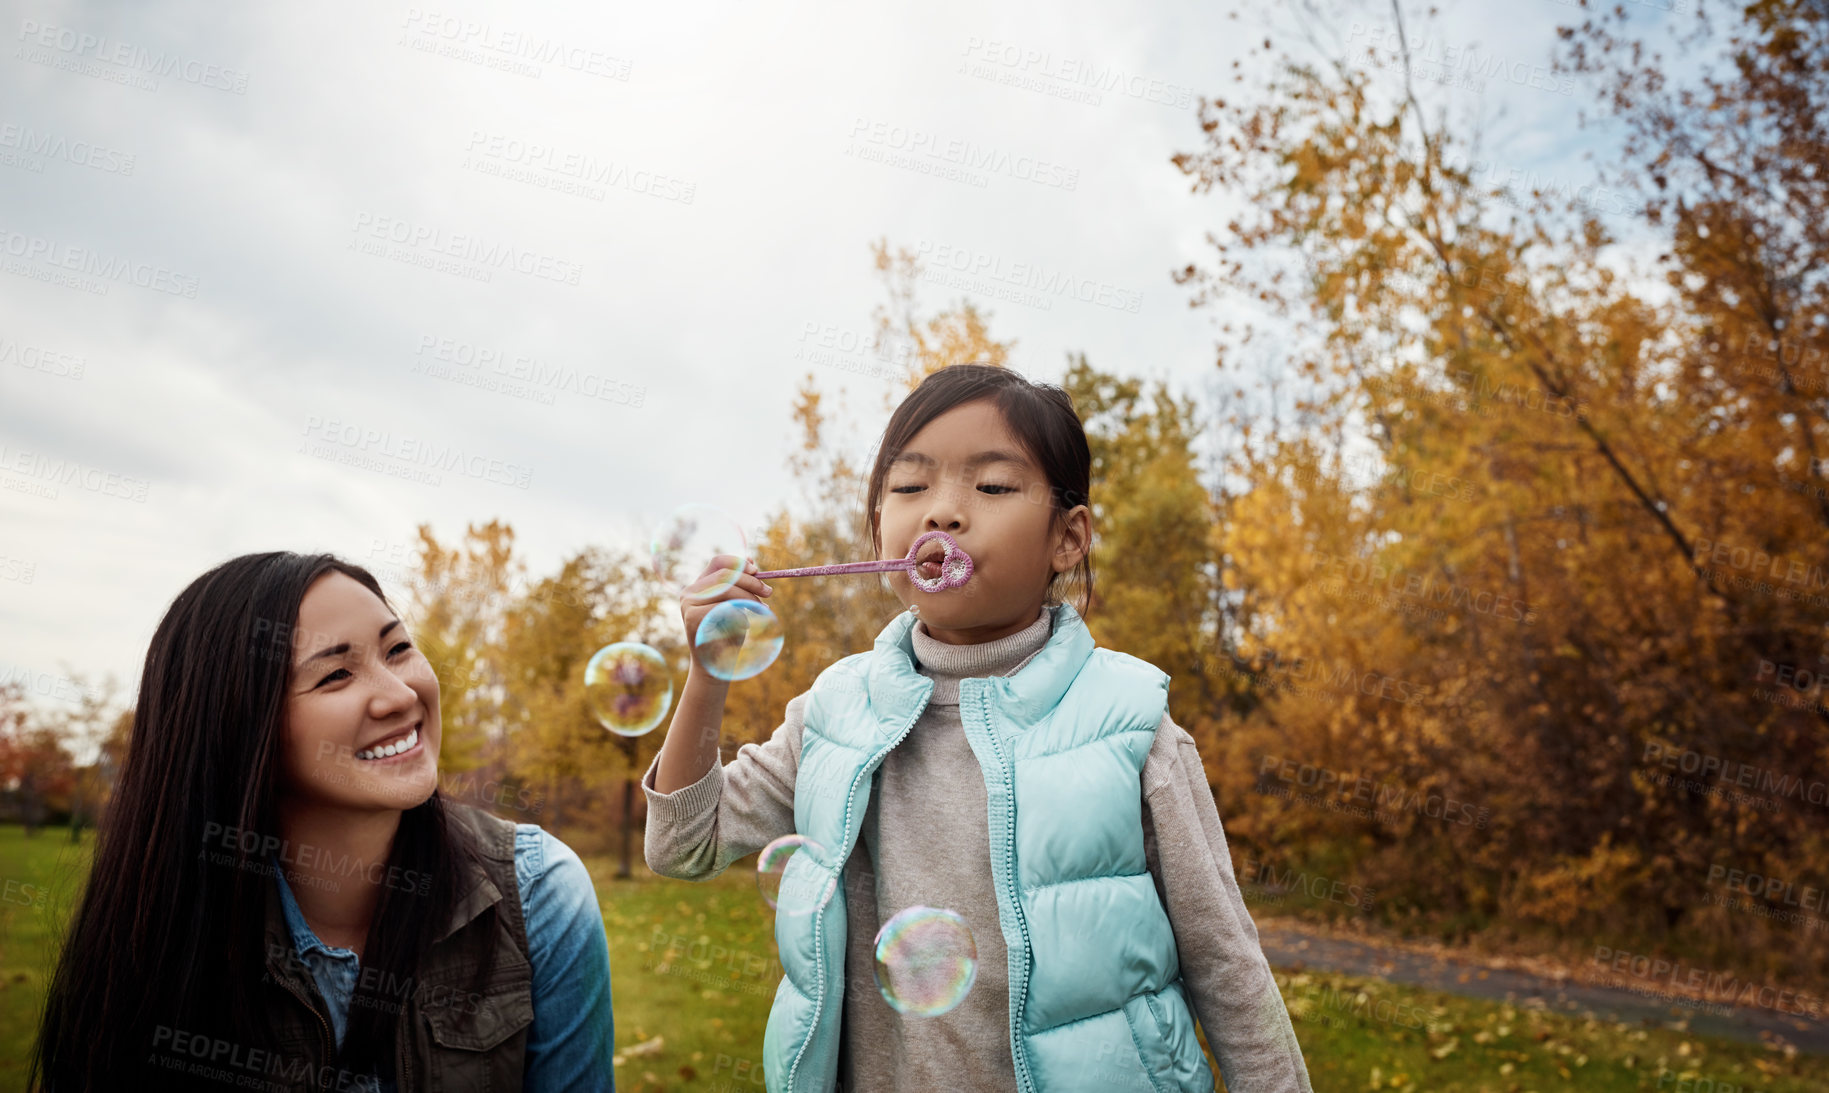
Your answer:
[1274,966,1829,1092]
[0,824,95,1091]
[590,856,1829,1093]
[6,825,1829,1092]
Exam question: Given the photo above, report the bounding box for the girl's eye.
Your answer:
[388,640,413,657]
[892,483,1016,495]
[316,667,352,688]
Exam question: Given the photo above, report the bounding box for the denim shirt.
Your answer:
[272,823,615,1092]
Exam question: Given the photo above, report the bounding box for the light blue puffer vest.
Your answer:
[762,602,1216,1093]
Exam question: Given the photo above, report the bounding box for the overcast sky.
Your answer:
[0,0,1679,708]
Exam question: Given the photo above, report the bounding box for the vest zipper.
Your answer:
[970,683,1038,1093]
[784,686,931,1093]
[276,973,335,1083]
[398,1001,413,1092]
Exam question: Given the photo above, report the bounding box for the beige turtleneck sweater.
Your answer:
[642,606,1312,1092]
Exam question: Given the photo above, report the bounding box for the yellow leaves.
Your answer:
[1508,834,1645,928]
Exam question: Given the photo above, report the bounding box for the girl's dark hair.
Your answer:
[864,363,1095,617]
[31,552,490,1091]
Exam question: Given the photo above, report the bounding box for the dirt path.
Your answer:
[1256,918,1829,1055]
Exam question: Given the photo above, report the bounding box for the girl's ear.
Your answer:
[1051,504,1092,574]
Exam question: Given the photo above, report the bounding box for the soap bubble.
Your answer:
[872,906,977,1016]
[694,599,785,681]
[583,643,673,737]
[757,834,836,916]
[651,504,750,600]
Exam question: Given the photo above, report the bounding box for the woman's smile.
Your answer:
[353,720,423,762]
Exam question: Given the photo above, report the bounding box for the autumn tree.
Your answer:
[1170,0,1829,981]
[402,519,524,774]
[496,546,676,874]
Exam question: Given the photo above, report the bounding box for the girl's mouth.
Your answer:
[914,541,949,582]
[354,722,422,762]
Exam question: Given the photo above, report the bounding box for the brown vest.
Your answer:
[258,804,535,1093]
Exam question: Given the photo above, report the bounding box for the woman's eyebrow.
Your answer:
[298,619,403,666]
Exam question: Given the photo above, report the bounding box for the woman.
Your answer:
[30,553,615,1091]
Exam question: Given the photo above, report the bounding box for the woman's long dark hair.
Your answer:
[30,552,491,1091]
[864,363,1096,616]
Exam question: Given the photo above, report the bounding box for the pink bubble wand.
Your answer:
[755,531,974,593]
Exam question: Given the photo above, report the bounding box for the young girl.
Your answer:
[31,553,615,1092]
[645,364,1312,1092]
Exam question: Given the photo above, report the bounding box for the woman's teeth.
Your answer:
[355,726,418,761]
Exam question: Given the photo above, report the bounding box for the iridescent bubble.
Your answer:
[694,599,785,682]
[651,504,750,601]
[757,834,836,916]
[583,643,673,737]
[872,906,977,1017]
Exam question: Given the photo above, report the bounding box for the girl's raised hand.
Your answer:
[678,555,773,673]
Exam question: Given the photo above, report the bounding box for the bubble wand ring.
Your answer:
[755,531,973,593]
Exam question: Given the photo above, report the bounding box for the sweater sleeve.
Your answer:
[640,689,810,880]
[1142,711,1314,1093]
